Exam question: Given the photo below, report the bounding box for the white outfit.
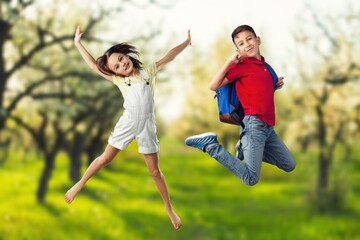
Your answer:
[108,64,159,154]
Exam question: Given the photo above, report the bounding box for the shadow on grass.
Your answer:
[40,202,62,217]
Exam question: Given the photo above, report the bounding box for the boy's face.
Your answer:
[107,52,134,76]
[233,31,261,59]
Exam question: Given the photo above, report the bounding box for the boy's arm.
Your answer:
[155,30,191,70]
[74,26,112,82]
[209,51,242,91]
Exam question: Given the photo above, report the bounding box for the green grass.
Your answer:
[0,137,359,240]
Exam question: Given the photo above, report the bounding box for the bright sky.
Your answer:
[126,0,355,59]
[101,0,359,123]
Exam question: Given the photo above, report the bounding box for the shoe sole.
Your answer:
[185,132,217,143]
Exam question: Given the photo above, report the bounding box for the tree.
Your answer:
[0,0,167,202]
[0,0,77,161]
[290,4,360,209]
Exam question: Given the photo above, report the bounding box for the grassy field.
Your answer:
[0,137,359,240]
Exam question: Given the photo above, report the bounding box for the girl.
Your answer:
[65,25,191,230]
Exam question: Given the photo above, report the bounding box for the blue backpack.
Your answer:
[215,63,278,126]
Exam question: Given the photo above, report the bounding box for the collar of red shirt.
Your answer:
[241,56,266,65]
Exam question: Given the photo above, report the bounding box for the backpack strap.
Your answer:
[265,63,278,91]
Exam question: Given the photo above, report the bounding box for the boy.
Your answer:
[185,25,296,186]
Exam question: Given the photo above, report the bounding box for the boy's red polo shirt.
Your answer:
[225,56,276,126]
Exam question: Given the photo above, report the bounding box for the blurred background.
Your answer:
[0,0,359,239]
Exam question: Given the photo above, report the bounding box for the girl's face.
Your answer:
[107,53,134,76]
[233,31,261,59]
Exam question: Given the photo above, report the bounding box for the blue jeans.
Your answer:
[207,115,296,186]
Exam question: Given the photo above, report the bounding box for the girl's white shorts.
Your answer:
[108,112,159,154]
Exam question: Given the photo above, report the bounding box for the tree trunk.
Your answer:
[316,103,329,200]
[0,19,11,130]
[85,130,105,166]
[36,154,55,203]
[69,133,84,182]
[317,151,329,195]
[87,147,98,166]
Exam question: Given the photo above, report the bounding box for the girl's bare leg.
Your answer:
[143,153,182,230]
[64,144,119,204]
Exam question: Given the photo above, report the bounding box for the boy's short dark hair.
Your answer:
[231,25,257,44]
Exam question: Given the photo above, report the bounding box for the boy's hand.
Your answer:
[74,25,84,45]
[276,76,284,89]
[229,50,243,64]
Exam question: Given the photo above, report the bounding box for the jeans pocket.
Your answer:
[248,116,266,129]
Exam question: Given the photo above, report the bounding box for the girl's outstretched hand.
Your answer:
[74,25,84,45]
[187,29,192,46]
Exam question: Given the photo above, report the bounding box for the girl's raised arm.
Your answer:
[155,30,191,70]
[74,26,112,82]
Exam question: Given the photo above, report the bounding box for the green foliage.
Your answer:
[1,138,359,240]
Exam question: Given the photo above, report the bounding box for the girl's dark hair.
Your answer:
[96,43,142,76]
[231,25,257,44]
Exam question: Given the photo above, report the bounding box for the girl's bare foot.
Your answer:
[166,208,182,230]
[64,182,83,204]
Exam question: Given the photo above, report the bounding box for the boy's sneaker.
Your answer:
[185,132,218,152]
[235,140,244,160]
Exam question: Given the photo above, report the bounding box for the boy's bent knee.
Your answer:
[247,178,259,186]
[242,175,260,186]
[284,160,296,172]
